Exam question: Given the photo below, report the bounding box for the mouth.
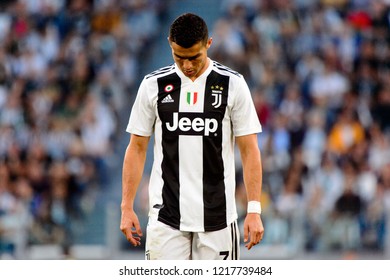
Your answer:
[184,70,194,76]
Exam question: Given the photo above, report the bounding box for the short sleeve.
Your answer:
[126,78,156,136]
[231,76,262,136]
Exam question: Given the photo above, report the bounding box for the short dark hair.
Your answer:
[169,13,209,48]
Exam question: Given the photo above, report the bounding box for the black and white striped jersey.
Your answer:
[127,59,262,232]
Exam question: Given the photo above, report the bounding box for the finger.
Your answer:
[246,231,262,250]
[245,240,255,250]
[243,224,249,243]
[252,230,261,244]
[131,228,142,236]
[128,235,141,246]
[245,231,255,250]
[123,228,141,246]
[133,220,143,236]
[130,236,141,246]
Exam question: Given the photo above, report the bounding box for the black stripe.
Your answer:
[203,70,229,231]
[230,223,235,260]
[230,221,239,260]
[213,61,240,77]
[157,73,182,229]
[146,65,174,79]
[233,221,239,260]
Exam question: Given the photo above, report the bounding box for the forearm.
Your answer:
[242,149,262,202]
[236,134,262,202]
[121,136,149,211]
[237,134,264,249]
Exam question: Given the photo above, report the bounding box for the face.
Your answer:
[169,38,212,81]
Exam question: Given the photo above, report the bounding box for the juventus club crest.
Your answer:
[211,85,223,108]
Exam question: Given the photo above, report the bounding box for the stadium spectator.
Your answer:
[0,0,164,259]
[2,0,390,259]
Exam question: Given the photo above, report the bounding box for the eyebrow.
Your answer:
[173,53,201,60]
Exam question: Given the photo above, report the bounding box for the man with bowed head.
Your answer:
[120,13,264,260]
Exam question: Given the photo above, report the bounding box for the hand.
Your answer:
[243,213,264,250]
[120,209,143,246]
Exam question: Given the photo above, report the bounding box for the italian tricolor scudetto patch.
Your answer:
[187,91,198,105]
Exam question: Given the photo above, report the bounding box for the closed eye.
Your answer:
[174,53,201,61]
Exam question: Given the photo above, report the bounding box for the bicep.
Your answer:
[236,134,260,159]
[123,134,150,176]
[128,134,150,153]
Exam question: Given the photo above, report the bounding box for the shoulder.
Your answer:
[210,60,249,95]
[144,64,176,80]
[211,60,242,79]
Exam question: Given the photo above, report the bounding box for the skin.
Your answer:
[169,37,212,81]
[120,36,264,250]
[236,134,264,249]
[120,134,149,246]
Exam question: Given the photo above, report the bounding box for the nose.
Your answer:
[182,59,193,70]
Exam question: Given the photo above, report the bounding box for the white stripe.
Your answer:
[148,118,164,217]
[179,135,204,231]
[222,109,238,228]
[178,84,205,231]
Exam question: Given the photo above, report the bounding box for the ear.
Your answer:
[206,37,213,49]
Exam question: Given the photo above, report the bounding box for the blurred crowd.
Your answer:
[0,0,167,258]
[214,0,390,253]
[1,0,390,260]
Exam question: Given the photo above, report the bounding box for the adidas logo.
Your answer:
[161,94,174,103]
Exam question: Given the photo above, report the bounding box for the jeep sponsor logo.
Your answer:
[165,112,218,136]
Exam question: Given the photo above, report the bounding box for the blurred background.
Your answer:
[1,0,390,260]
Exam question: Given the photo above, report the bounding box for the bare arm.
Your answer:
[236,134,264,250]
[120,134,150,246]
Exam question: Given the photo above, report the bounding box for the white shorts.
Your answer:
[145,218,240,260]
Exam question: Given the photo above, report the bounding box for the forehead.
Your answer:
[170,41,205,57]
